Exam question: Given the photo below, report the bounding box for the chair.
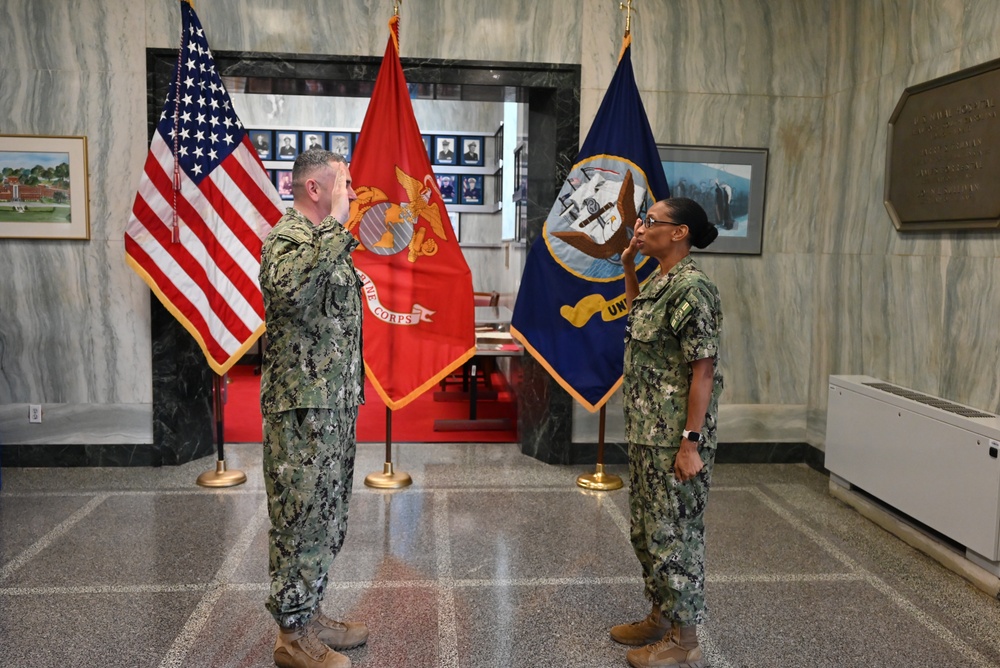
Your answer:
[474,291,500,307]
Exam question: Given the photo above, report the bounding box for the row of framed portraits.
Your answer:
[248,129,487,167]
[250,130,353,161]
[266,169,486,205]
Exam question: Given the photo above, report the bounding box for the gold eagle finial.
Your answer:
[619,0,635,37]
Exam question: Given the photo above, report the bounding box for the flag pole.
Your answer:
[196,373,247,487]
[576,405,623,491]
[575,0,639,493]
[364,407,412,489]
[364,0,412,491]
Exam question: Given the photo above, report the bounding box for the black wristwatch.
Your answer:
[682,429,703,444]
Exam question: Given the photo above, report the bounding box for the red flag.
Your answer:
[348,15,476,410]
[124,0,282,375]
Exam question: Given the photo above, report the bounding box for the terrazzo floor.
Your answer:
[2,442,1000,667]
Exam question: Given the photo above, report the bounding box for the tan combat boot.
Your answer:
[273,624,351,668]
[625,624,705,668]
[610,604,672,646]
[310,612,369,650]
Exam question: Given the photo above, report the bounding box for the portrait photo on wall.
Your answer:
[276,132,299,160]
[274,170,294,200]
[658,144,768,255]
[422,135,432,160]
[460,136,484,166]
[303,132,325,152]
[328,132,352,161]
[436,173,457,203]
[249,130,272,160]
[434,136,457,165]
[460,174,484,205]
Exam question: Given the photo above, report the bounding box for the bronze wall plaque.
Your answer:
[885,59,1000,231]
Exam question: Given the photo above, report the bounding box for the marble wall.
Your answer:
[3,0,999,461]
[0,0,153,452]
[807,0,1000,446]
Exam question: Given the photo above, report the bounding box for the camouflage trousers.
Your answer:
[263,405,358,629]
[628,442,716,626]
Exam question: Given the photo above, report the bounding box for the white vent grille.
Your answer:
[826,375,1000,565]
[862,382,995,418]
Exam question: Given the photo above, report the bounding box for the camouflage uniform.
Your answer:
[623,255,723,626]
[260,207,365,630]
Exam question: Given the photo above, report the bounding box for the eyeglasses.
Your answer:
[643,216,684,229]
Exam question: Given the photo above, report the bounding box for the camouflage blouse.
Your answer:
[623,255,723,448]
[259,208,365,415]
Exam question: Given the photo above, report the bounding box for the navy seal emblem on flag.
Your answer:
[545,156,650,280]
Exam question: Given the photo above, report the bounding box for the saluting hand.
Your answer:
[621,218,642,271]
[329,162,355,224]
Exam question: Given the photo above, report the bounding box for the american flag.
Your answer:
[124,0,282,375]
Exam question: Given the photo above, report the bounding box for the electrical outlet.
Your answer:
[29,404,42,423]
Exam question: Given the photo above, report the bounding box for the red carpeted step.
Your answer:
[223,364,518,443]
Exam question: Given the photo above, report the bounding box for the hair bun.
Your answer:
[692,225,719,249]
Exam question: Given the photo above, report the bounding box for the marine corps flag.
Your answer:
[347,15,476,410]
[510,34,669,411]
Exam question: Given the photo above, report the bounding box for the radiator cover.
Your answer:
[826,375,1000,563]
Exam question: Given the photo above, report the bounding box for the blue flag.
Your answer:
[510,36,669,411]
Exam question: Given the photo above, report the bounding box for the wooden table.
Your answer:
[433,333,523,432]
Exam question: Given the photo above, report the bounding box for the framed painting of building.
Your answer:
[0,134,90,240]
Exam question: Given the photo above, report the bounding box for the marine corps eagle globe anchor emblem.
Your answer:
[348,165,446,262]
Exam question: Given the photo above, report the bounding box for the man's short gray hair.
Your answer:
[292,149,347,189]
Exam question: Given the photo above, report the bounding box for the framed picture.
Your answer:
[0,134,90,240]
[657,144,768,254]
[413,83,435,99]
[513,144,527,202]
[436,173,457,204]
[274,170,294,200]
[422,135,432,161]
[275,132,299,161]
[460,174,484,205]
[460,136,484,166]
[434,135,457,165]
[437,84,461,100]
[328,132,352,161]
[493,124,504,167]
[303,132,325,152]
[249,129,273,160]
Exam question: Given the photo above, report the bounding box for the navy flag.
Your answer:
[510,35,669,411]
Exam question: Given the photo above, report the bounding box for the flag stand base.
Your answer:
[576,407,622,491]
[365,462,412,490]
[576,463,623,491]
[196,459,247,488]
